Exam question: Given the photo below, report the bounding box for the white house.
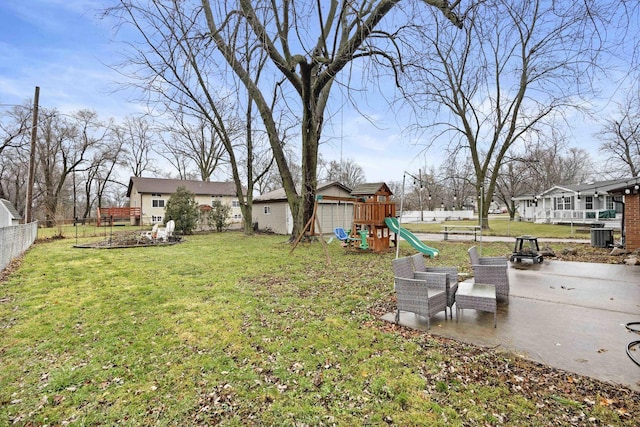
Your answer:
[126,177,243,226]
[252,182,354,235]
[513,178,631,227]
[0,199,21,227]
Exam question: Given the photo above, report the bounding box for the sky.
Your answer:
[0,1,132,116]
[0,0,425,185]
[0,1,636,187]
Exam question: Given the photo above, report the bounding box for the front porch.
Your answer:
[531,208,621,228]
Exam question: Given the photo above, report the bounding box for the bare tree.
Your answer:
[403,0,612,228]
[106,1,290,234]
[496,136,594,218]
[441,157,476,211]
[0,148,30,216]
[0,103,30,159]
[598,90,640,178]
[107,0,464,238]
[419,167,445,211]
[495,161,533,219]
[36,109,107,227]
[158,112,228,181]
[113,115,158,178]
[80,128,128,220]
[319,158,366,189]
[0,104,31,208]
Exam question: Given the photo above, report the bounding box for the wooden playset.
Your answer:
[307,183,396,253]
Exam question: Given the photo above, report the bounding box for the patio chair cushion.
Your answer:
[411,253,459,319]
[392,256,448,329]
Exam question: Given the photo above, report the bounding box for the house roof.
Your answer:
[350,182,393,196]
[253,181,352,203]
[606,177,640,195]
[534,178,638,197]
[0,199,21,220]
[127,177,238,197]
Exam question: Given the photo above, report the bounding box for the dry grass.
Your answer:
[1,232,637,425]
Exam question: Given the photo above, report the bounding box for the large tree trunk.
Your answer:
[298,63,321,240]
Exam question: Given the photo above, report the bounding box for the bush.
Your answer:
[164,186,199,234]
[208,202,231,232]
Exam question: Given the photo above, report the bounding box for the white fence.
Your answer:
[0,222,38,272]
[399,210,474,223]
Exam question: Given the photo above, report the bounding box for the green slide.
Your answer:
[385,217,439,258]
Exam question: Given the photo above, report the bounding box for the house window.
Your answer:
[264,206,271,215]
[151,193,162,197]
[152,215,163,223]
[610,196,623,213]
[152,199,165,208]
[585,196,593,210]
[554,196,574,210]
[234,214,242,219]
[232,200,240,208]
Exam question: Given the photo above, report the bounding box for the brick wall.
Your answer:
[625,193,640,251]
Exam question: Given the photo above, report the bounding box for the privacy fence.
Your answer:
[0,222,38,272]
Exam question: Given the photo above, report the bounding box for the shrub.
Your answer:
[164,186,199,234]
[208,202,231,232]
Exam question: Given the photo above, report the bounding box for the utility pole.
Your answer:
[25,86,39,224]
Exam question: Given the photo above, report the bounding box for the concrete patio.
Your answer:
[382,260,640,391]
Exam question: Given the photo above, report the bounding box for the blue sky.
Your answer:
[0,1,635,185]
[0,1,450,184]
[0,1,133,116]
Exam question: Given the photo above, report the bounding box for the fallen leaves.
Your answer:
[362,313,639,424]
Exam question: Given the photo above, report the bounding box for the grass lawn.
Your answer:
[403,216,620,240]
[1,231,636,425]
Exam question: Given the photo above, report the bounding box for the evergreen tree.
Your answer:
[164,186,199,235]
[208,202,231,232]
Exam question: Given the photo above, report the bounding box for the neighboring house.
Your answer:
[607,178,640,251]
[0,199,22,227]
[126,177,243,226]
[253,182,354,235]
[513,178,632,228]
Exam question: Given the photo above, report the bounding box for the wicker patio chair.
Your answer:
[467,246,509,303]
[392,257,448,330]
[470,263,510,303]
[468,245,508,266]
[411,253,459,319]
